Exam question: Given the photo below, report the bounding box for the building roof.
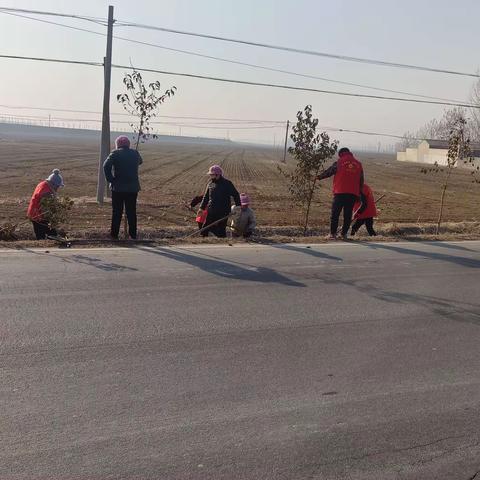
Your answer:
[424,139,480,157]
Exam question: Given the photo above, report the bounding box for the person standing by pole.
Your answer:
[103,136,142,240]
[198,165,241,238]
[317,147,364,240]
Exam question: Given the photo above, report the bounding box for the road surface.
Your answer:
[1,241,480,479]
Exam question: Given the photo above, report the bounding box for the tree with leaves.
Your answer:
[279,105,338,234]
[421,111,474,234]
[117,69,176,151]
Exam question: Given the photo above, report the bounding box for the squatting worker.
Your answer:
[230,193,256,239]
[317,147,364,240]
[27,169,64,240]
[198,165,241,238]
[351,183,378,237]
[103,136,143,240]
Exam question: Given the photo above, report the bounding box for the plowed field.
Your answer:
[1,137,479,237]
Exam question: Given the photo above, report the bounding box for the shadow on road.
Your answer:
[269,243,343,261]
[365,243,480,269]
[317,271,480,327]
[137,246,306,287]
[415,241,478,253]
[65,254,138,272]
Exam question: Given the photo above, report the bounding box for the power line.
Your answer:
[112,63,480,109]
[0,112,284,128]
[0,54,102,67]
[111,39,469,104]
[0,6,106,24]
[0,113,420,139]
[2,6,479,78]
[116,20,480,79]
[0,104,285,123]
[2,53,479,109]
[2,9,471,104]
[0,10,109,37]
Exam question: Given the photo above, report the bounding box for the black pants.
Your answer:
[331,193,357,236]
[232,231,253,239]
[201,212,228,238]
[351,218,377,236]
[111,191,138,239]
[32,221,57,240]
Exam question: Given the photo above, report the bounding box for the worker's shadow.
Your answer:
[138,247,306,287]
[364,243,480,269]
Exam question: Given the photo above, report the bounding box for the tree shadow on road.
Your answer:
[414,241,478,253]
[316,270,480,327]
[269,243,343,262]
[8,248,139,272]
[137,246,306,287]
[365,243,480,269]
[62,254,138,272]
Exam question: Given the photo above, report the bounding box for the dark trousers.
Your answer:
[331,193,357,236]
[233,231,253,239]
[111,191,138,239]
[201,212,228,238]
[351,218,377,236]
[32,221,56,240]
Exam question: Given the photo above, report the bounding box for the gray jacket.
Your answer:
[103,147,143,193]
[230,206,256,234]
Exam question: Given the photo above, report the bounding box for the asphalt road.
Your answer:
[1,241,480,480]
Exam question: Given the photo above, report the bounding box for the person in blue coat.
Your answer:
[103,136,143,239]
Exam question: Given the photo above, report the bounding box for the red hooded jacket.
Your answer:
[27,180,54,222]
[354,184,377,220]
[333,152,363,197]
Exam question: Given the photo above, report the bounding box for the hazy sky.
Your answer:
[1,0,479,147]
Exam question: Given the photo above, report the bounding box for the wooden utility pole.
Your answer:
[282,120,290,163]
[96,5,114,204]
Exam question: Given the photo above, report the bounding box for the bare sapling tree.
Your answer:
[469,74,480,143]
[117,69,177,151]
[421,110,473,234]
[279,105,338,234]
[116,69,176,237]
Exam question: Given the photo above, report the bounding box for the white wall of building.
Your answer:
[405,148,418,162]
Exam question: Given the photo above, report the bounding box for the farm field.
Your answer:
[1,135,479,239]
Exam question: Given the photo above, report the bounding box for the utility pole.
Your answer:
[96,5,114,204]
[282,120,290,163]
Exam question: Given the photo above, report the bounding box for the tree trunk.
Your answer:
[303,179,318,235]
[436,168,452,235]
[135,115,145,151]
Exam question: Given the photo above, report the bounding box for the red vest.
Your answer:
[27,181,53,221]
[333,153,363,197]
[354,184,378,220]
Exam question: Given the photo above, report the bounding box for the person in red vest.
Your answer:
[190,194,208,229]
[317,147,364,240]
[351,184,378,236]
[27,169,64,239]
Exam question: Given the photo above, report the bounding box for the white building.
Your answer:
[397,139,480,168]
